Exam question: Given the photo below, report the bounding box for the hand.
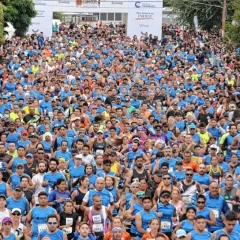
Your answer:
[42,180,48,186]
[65,224,71,228]
[157,212,163,217]
[57,198,64,203]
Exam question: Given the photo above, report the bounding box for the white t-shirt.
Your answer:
[32,173,45,204]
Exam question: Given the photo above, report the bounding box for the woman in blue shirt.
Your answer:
[173,206,196,238]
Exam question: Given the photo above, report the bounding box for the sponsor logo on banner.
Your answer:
[58,0,98,7]
[112,1,123,4]
[135,2,156,8]
[135,12,154,20]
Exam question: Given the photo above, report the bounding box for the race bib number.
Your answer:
[92,215,101,223]
[78,216,82,222]
[66,218,73,226]
[212,209,219,218]
[161,221,171,230]
[92,223,103,232]
[63,227,72,234]
[182,196,191,205]
[38,224,47,233]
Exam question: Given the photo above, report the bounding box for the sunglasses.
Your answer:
[176,163,183,165]
[47,222,57,225]
[12,212,21,216]
[197,201,205,204]
[163,177,171,180]
[15,189,22,192]
[186,174,193,176]
[37,152,44,154]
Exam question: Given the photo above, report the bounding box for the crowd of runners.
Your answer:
[0,21,238,240]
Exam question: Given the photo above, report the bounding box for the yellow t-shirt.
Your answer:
[7,150,18,159]
[22,106,39,115]
[31,66,39,74]
[9,112,19,121]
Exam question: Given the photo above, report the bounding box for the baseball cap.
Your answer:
[14,185,22,191]
[2,217,12,225]
[11,208,21,214]
[160,190,171,197]
[217,151,224,155]
[176,160,183,165]
[97,130,104,134]
[210,144,218,149]
[189,124,196,129]
[136,191,145,198]
[21,130,28,135]
[58,157,66,163]
[154,170,162,177]
[75,154,82,159]
[26,153,33,158]
[202,105,207,109]
[176,229,187,238]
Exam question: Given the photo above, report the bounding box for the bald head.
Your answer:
[95,177,105,191]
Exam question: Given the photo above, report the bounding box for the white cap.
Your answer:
[11,208,21,214]
[75,154,82,159]
[210,144,218,149]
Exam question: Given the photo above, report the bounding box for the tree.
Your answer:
[0,3,3,45]
[4,0,37,37]
[225,0,240,47]
[166,0,228,31]
[53,12,64,21]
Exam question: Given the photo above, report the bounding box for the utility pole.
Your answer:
[222,0,227,37]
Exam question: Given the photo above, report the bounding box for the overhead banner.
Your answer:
[27,0,53,38]
[127,0,163,39]
[52,0,128,13]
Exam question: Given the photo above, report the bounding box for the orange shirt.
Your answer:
[183,160,198,172]
[104,231,131,240]
[142,232,169,240]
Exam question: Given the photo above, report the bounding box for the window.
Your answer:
[100,13,107,21]
[108,13,114,21]
[115,13,122,21]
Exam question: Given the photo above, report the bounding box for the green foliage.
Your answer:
[225,0,240,47]
[0,3,3,45]
[166,0,225,31]
[4,0,37,37]
[53,12,64,21]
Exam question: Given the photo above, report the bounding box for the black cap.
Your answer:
[154,170,162,177]
[14,185,23,191]
[160,190,171,197]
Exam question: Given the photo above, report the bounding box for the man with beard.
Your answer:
[32,162,47,206]
[125,141,149,169]
[39,214,67,240]
[6,121,20,146]
[42,158,65,194]
[125,156,150,188]
[23,105,40,125]
[26,192,57,240]
[0,142,12,181]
